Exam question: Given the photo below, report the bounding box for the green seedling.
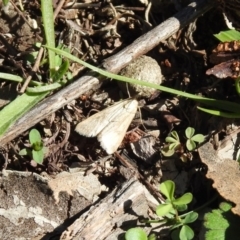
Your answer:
[19,129,48,164]
[157,180,197,240]
[161,127,205,160]
[162,130,182,157]
[185,127,205,151]
[125,180,198,240]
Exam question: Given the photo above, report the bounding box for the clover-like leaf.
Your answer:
[169,142,180,150]
[171,131,180,141]
[191,134,205,143]
[176,204,188,212]
[125,228,148,240]
[186,139,196,151]
[179,225,194,240]
[173,193,193,206]
[156,203,174,217]
[159,180,175,201]
[185,127,195,139]
[166,137,176,143]
[166,136,179,144]
[161,146,175,157]
[182,212,198,224]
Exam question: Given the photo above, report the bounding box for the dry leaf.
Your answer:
[198,142,240,215]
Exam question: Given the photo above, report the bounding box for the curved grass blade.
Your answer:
[45,46,240,114]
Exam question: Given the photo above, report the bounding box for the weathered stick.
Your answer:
[0,0,214,145]
[60,178,157,240]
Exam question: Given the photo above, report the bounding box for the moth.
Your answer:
[75,99,138,154]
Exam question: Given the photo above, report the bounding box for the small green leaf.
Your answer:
[176,204,188,212]
[179,225,194,240]
[173,193,193,205]
[159,180,175,200]
[186,139,196,151]
[219,202,232,212]
[171,131,180,141]
[185,127,195,139]
[32,149,44,164]
[169,142,180,150]
[214,30,240,42]
[125,228,148,240]
[169,143,175,150]
[161,147,175,157]
[156,203,174,217]
[191,134,205,143]
[166,136,179,143]
[182,212,198,224]
[29,129,42,144]
[19,148,28,156]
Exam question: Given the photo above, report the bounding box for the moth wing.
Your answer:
[97,100,138,154]
[75,99,134,137]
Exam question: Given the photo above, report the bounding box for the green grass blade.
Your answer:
[214,30,240,42]
[0,92,48,136]
[45,46,240,114]
[0,73,23,82]
[41,0,55,69]
[26,81,66,93]
[197,107,240,118]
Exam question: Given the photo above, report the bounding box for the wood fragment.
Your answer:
[60,178,158,240]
